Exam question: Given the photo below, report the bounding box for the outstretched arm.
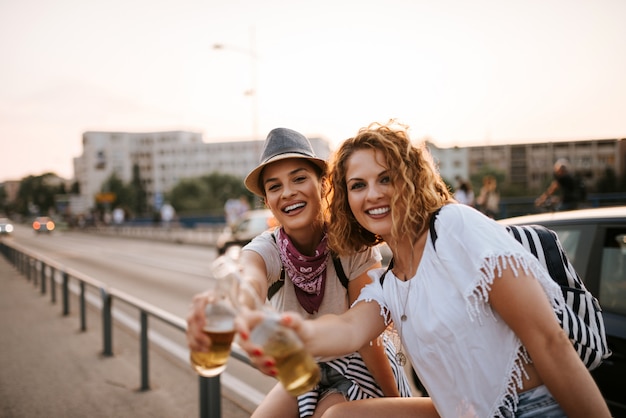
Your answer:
[238,300,387,374]
[348,267,402,396]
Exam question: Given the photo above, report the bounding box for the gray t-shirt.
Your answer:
[243,229,382,319]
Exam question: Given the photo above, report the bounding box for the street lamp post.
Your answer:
[213,27,259,141]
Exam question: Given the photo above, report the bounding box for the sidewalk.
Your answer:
[0,254,251,418]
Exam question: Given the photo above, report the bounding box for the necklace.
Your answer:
[394,245,415,366]
[394,278,412,366]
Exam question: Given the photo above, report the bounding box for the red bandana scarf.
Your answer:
[276,227,330,314]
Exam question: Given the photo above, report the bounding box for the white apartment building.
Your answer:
[427,143,471,184]
[427,138,625,193]
[467,138,625,192]
[72,130,331,214]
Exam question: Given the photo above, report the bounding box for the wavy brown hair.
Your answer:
[327,120,453,255]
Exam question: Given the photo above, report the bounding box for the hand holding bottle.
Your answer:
[189,256,240,377]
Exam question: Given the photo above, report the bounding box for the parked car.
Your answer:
[216,209,278,255]
[32,216,55,233]
[498,206,626,416]
[0,218,14,235]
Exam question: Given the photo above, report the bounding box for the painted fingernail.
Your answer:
[240,331,249,341]
[264,360,275,367]
[252,348,263,356]
[269,369,277,376]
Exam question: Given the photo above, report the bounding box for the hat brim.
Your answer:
[244,153,327,197]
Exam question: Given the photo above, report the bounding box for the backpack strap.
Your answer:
[267,268,286,300]
[267,232,349,300]
[267,232,286,300]
[429,207,442,251]
[506,224,571,288]
[380,207,443,285]
[331,254,349,289]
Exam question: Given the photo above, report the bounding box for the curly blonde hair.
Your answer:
[327,120,453,255]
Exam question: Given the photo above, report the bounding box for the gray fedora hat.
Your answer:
[244,127,327,196]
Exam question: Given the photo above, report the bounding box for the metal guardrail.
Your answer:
[84,224,224,246]
[0,240,251,418]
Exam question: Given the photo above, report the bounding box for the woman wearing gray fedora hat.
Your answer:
[187,127,411,418]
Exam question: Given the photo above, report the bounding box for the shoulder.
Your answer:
[245,229,278,251]
[337,246,382,281]
[437,203,488,228]
[243,230,282,279]
[434,204,510,251]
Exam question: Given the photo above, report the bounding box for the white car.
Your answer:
[216,209,278,255]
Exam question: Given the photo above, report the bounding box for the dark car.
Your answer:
[0,218,14,236]
[216,209,278,255]
[32,216,55,233]
[498,206,626,417]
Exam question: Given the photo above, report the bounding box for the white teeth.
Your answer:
[284,202,305,212]
[368,207,389,215]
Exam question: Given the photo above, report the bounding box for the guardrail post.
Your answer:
[101,288,113,356]
[140,311,150,391]
[50,267,57,303]
[26,256,32,282]
[17,251,23,274]
[62,272,70,316]
[80,281,87,331]
[199,376,221,418]
[33,259,38,287]
[40,261,46,295]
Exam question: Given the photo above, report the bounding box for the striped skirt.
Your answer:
[297,333,412,417]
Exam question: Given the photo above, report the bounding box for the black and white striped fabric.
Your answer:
[297,333,412,417]
[505,224,611,370]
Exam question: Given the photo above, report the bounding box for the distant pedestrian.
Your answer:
[224,195,250,228]
[454,179,474,206]
[476,175,500,219]
[535,159,582,211]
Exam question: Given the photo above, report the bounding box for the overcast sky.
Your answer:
[1,0,625,182]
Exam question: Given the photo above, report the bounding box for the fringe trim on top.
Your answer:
[492,346,532,418]
[472,252,565,417]
[466,252,565,324]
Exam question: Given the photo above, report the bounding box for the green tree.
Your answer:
[14,173,65,217]
[168,178,210,213]
[168,172,252,215]
[99,172,141,219]
[70,181,80,194]
[130,164,147,215]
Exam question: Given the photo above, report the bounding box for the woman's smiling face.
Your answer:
[345,148,394,240]
[261,158,323,232]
